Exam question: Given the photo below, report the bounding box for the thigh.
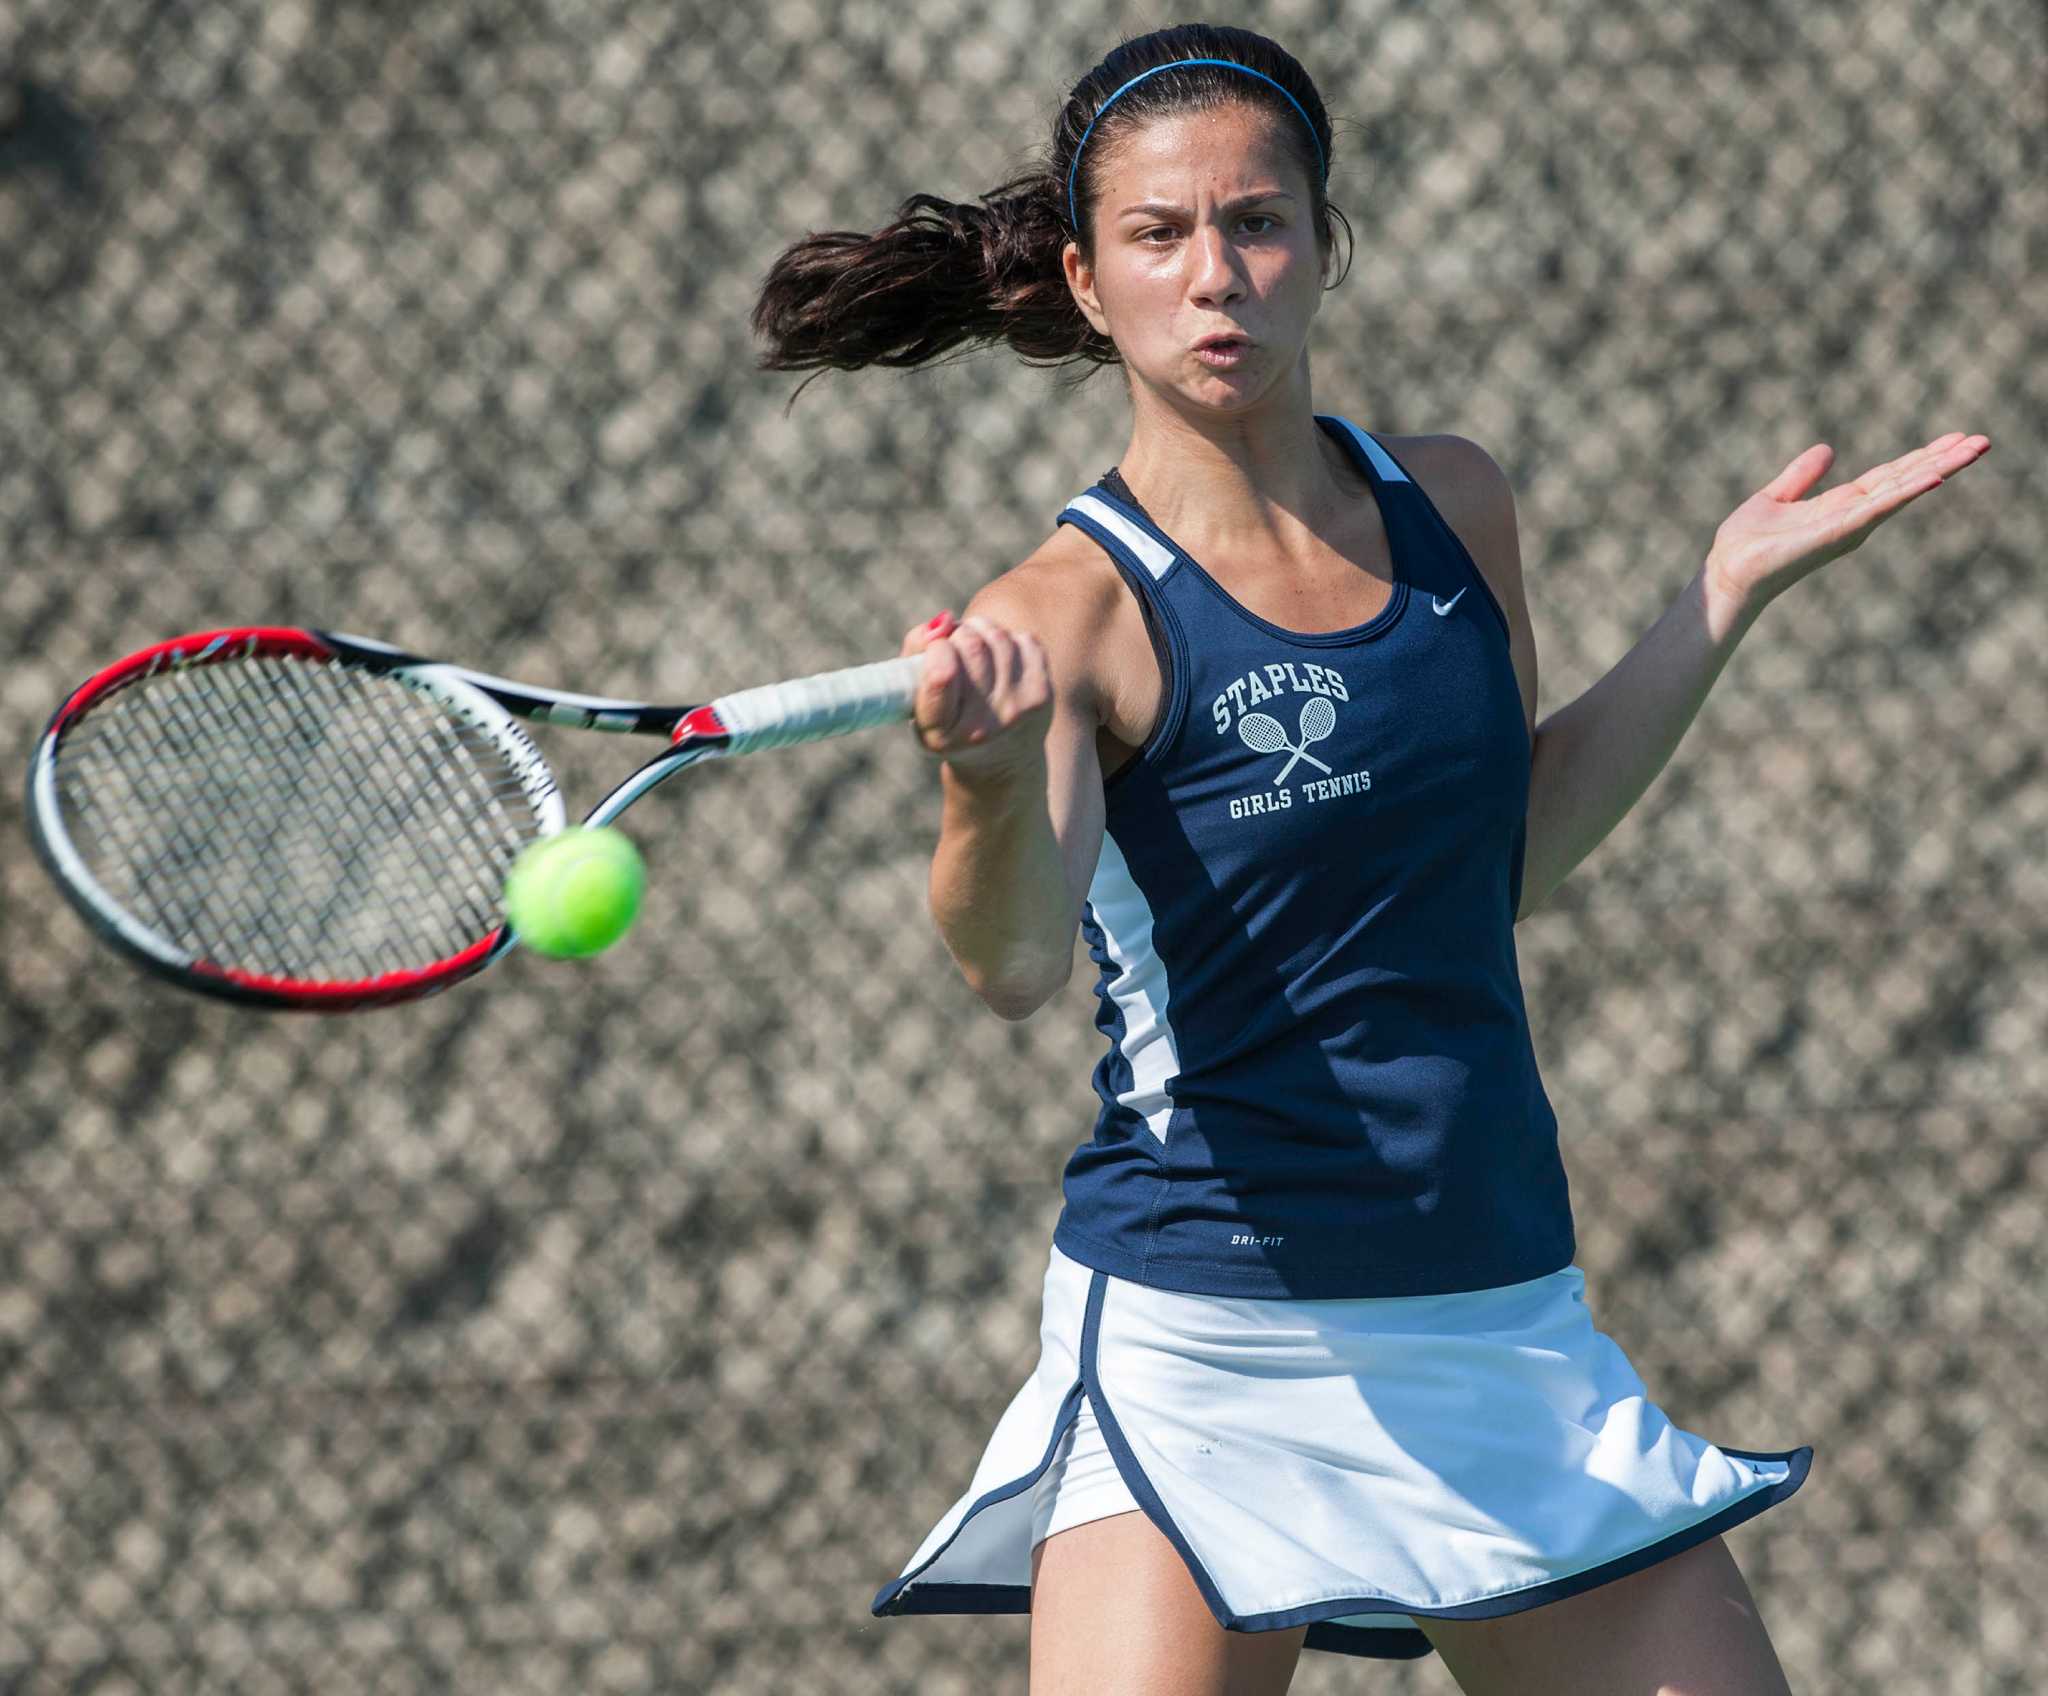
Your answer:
[1419,1534,1795,1696]
[1029,1510,1306,1696]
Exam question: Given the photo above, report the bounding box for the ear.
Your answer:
[1061,239,1111,338]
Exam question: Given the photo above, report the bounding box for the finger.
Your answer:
[898,609,956,659]
[1877,435,1965,478]
[1937,433,1991,469]
[914,636,962,745]
[948,619,999,691]
[1013,630,1053,713]
[1825,453,1954,550]
[957,614,1014,653]
[1760,443,1834,503]
[1895,434,1975,482]
[1908,434,1991,487]
[1854,432,1988,500]
[961,616,1021,682]
[1869,447,1953,502]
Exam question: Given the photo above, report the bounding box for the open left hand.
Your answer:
[1705,432,1991,622]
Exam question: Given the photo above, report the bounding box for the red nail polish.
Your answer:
[927,611,952,632]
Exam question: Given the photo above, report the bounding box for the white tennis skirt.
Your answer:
[873,1243,1811,1661]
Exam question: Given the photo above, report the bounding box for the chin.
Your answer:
[1131,360,1285,417]
[1181,372,1280,412]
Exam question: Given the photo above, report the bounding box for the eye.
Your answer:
[1239,213,1280,235]
[1137,224,1180,244]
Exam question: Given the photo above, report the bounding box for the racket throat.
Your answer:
[671,704,731,745]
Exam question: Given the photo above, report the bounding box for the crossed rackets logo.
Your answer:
[1237,696,1336,785]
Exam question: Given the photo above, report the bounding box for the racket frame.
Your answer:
[28,629,584,1009]
[27,626,918,1010]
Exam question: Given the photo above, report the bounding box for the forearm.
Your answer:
[1517,562,1762,919]
[930,755,1075,1018]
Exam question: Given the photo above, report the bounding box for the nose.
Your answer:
[1186,222,1246,307]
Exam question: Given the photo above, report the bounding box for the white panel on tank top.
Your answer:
[1319,414,1410,483]
[1061,493,1176,580]
[1084,830,1181,1144]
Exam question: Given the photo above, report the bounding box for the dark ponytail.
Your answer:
[750,171,1110,385]
[751,23,1349,393]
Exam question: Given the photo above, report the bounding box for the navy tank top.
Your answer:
[1050,415,1575,1299]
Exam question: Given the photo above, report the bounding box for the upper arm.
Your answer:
[956,545,1122,931]
[1411,435,1538,741]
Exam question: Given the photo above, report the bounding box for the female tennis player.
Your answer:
[755,23,1986,1695]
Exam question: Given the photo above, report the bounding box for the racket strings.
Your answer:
[83,663,407,978]
[269,662,505,953]
[56,657,545,984]
[236,662,461,974]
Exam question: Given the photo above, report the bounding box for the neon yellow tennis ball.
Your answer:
[502,826,645,959]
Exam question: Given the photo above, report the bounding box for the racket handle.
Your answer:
[709,653,926,753]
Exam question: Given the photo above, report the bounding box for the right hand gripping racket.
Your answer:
[26,627,925,1010]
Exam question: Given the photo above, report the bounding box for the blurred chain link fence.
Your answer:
[1,0,2041,1691]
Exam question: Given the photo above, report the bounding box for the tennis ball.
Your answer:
[502,826,645,959]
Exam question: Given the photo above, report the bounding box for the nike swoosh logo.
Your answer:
[1432,587,1467,616]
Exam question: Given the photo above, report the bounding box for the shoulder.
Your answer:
[1378,432,1522,591]
[964,520,1131,639]
[1375,430,1538,731]
[960,520,1149,728]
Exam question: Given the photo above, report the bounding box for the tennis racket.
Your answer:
[26,626,926,1011]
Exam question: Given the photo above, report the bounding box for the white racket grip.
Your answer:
[710,653,927,753]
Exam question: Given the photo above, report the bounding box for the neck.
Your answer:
[1110,354,1354,545]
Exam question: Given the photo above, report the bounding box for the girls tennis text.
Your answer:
[1228,768,1370,818]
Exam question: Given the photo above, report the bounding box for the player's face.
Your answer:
[1063,103,1328,417]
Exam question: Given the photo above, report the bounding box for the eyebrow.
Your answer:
[1115,190,1297,220]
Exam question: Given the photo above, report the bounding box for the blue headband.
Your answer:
[1065,57,1328,233]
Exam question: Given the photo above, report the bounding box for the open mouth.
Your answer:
[1193,335,1251,366]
